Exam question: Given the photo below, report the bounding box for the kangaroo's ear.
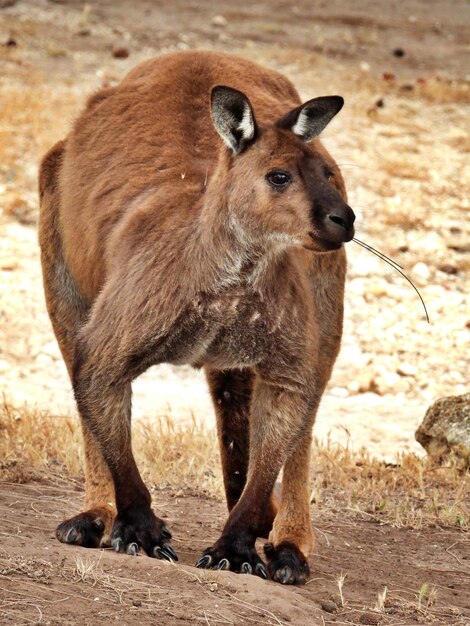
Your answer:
[211,86,257,154]
[276,96,344,141]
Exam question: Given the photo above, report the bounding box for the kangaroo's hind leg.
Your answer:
[204,367,277,539]
[39,141,116,548]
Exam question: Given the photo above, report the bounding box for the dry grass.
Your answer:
[1,399,468,530]
[313,435,469,529]
[0,399,220,494]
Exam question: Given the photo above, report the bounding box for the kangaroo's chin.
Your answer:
[302,232,343,252]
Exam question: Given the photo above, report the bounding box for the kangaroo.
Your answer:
[38,50,355,585]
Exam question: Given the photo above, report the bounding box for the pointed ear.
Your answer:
[276,96,344,142]
[211,86,257,154]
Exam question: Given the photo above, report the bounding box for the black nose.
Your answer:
[325,204,355,243]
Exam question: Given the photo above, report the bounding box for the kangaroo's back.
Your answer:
[57,51,300,299]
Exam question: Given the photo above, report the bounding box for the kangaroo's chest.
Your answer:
[164,288,292,370]
[202,291,285,369]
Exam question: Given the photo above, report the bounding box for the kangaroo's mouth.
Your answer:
[304,231,343,252]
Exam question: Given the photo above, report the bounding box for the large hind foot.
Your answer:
[56,505,115,548]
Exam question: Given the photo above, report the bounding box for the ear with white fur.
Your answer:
[276,96,344,141]
[211,86,257,154]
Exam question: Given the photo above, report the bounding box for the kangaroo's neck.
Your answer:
[194,200,285,296]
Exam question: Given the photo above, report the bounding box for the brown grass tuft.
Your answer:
[1,399,468,529]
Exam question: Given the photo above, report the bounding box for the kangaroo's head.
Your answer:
[210,86,355,253]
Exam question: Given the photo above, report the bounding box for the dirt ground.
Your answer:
[1,478,469,626]
[0,0,469,624]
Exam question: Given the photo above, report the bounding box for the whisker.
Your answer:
[352,238,430,324]
[353,236,404,269]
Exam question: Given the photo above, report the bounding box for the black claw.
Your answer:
[127,542,139,556]
[163,544,178,561]
[153,546,164,559]
[196,554,212,569]
[277,566,292,584]
[255,563,268,579]
[113,538,123,553]
[216,558,230,570]
[65,528,78,543]
[162,526,172,539]
[154,546,176,562]
[241,562,252,575]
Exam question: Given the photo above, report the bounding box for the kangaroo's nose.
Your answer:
[325,204,355,242]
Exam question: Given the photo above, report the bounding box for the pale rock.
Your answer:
[211,15,228,27]
[365,280,388,299]
[330,387,349,398]
[339,345,371,368]
[371,370,410,395]
[347,380,361,394]
[396,363,418,377]
[416,393,470,459]
[35,353,55,366]
[411,262,431,281]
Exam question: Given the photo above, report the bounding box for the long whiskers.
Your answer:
[353,237,404,270]
[352,237,430,323]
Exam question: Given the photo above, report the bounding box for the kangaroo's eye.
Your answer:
[324,168,335,182]
[266,170,292,189]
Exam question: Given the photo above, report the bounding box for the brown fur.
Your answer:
[38,50,351,583]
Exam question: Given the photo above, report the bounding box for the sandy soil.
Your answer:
[1,478,469,626]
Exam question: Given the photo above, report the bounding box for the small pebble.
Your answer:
[1,258,18,270]
[438,264,458,275]
[112,45,129,59]
[393,47,405,57]
[375,98,385,108]
[320,600,338,614]
[412,262,431,281]
[397,363,418,377]
[211,15,228,27]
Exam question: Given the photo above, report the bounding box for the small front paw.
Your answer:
[111,506,177,561]
[195,537,267,579]
[264,541,310,584]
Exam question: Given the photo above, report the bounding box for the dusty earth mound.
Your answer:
[1,478,469,626]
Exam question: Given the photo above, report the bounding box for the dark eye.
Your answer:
[324,168,335,182]
[266,170,292,189]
